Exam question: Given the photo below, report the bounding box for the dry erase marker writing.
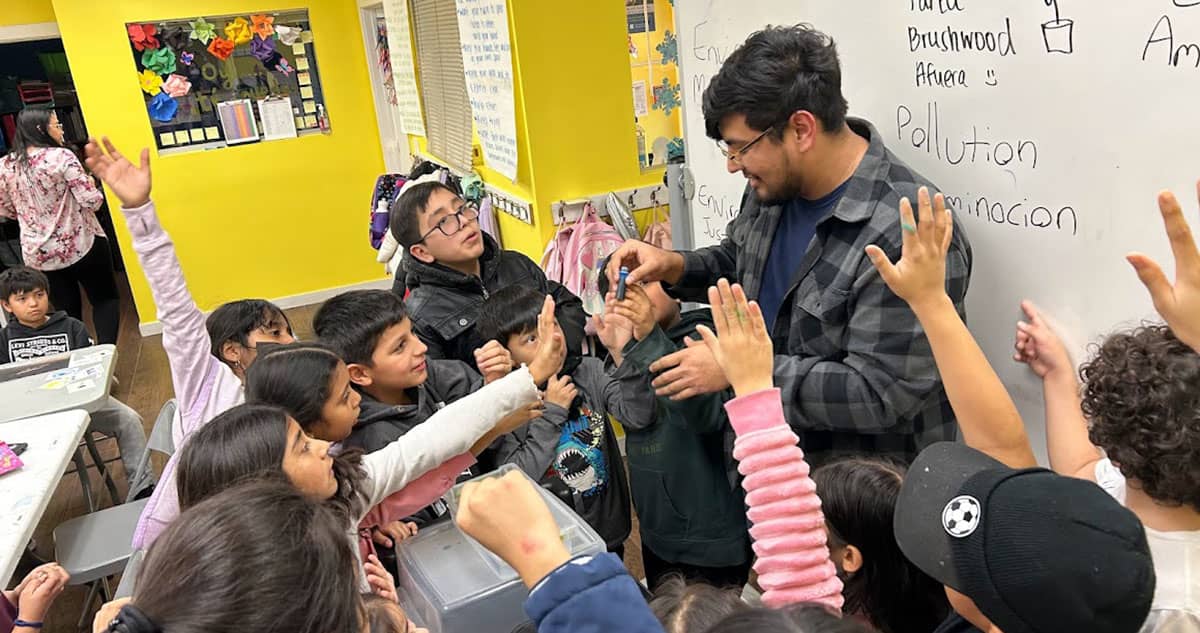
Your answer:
[617,267,629,300]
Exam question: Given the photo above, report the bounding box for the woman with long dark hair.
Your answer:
[813,458,950,633]
[0,108,121,343]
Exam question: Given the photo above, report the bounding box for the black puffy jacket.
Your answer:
[402,233,586,363]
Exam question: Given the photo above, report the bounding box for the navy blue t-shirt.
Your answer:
[757,181,850,331]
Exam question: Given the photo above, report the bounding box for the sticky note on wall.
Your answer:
[300,86,313,99]
[303,115,317,128]
[298,72,311,86]
[160,133,175,146]
[303,100,316,114]
[174,131,190,145]
[296,57,310,71]
[190,129,205,143]
[204,126,220,140]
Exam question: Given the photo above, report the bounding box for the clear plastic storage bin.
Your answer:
[396,465,605,633]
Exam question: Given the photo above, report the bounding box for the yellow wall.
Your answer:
[628,0,682,166]
[51,0,387,324]
[1,0,56,26]
[410,0,664,260]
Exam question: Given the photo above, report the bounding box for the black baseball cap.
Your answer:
[894,442,1155,633]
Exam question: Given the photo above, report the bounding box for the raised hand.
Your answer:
[605,285,655,341]
[84,137,151,208]
[593,312,634,362]
[864,187,953,310]
[527,296,566,385]
[1013,300,1073,381]
[694,279,773,397]
[1126,183,1200,353]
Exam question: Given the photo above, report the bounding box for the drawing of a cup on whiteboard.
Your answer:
[1041,0,1074,54]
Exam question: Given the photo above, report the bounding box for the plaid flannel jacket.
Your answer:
[673,118,973,466]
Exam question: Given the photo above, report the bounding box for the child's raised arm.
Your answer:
[1013,301,1103,480]
[84,138,215,439]
[864,187,1037,469]
[696,280,843,611]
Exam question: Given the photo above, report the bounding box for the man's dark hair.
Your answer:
[1081,324,1200,512]
[0,266,49,301]
[476,285,545,346]
[702,24,848,141]
[389,181,457,249]
[312,290,408,366]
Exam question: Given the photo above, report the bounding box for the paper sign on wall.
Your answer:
[455,0,519,180]
[258,97,298,141]
[632,80,649,117]
[382,0,426,136]
[216,99,260,145]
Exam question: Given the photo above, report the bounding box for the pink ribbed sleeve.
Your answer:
[725,388,843,611]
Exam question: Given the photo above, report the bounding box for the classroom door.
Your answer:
[359,3,412,174]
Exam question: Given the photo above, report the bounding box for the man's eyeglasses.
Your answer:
[419,201,481,241]
[716,125,775,165]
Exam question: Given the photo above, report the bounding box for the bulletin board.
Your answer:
[125,9,330,154]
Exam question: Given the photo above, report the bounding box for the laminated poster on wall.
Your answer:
[454,0,519,180]
[382,0,426,136]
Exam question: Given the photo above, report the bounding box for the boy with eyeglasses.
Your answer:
[391,181,586,376]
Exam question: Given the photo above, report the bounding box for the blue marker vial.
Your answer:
[617,266,630,300]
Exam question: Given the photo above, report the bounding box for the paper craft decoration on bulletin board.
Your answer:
[125,9,330,154]
[455,0,519,180]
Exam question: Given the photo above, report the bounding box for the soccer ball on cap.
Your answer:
[941,495,981,538]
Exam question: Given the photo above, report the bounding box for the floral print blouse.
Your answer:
[0,147,106,271]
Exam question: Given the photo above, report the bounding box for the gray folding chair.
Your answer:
[125,399,175,501]
[54,399,175,628]
[114,549,144,600]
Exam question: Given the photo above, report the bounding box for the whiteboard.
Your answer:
[676,0,1192,462]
